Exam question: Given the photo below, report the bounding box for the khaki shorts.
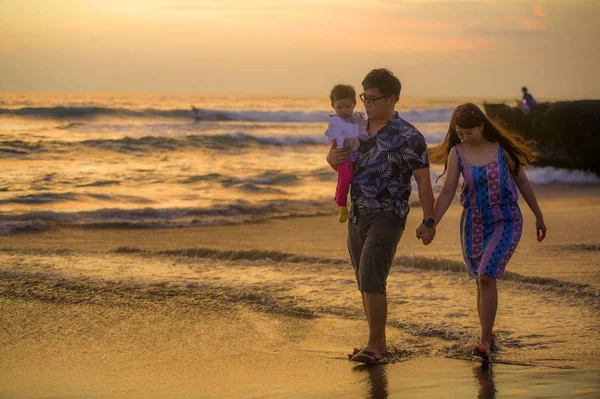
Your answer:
[347,211,405,294]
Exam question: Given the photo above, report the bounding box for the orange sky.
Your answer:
[1,0,599,98]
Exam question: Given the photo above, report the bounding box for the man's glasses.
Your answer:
[359,93,389,106]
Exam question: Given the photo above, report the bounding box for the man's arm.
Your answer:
[413,168,436,244]
[413,168,434,220]
[326,141,351,171]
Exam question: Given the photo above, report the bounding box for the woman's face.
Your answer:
[455,123,484,145]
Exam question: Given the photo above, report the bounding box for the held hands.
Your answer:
[536,217,547,242]
[416,224,436,246]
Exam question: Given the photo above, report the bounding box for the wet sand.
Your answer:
[1,183,599,398]
[2,296,598,398]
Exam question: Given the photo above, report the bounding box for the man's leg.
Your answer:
[353,292,387,358]
[361,292,368,321]
[476,280,481,320]
[362,291,387,359]
[351,212,404,362]
[348,215,369,356]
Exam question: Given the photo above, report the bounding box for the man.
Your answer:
[326,68,435,364]
[516,87,536,115]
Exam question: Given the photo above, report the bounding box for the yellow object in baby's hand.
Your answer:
[338,206,349,223]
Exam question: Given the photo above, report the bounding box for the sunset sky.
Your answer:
[1,0,599,98]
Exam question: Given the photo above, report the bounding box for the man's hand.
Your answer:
[326,140,351,171]
[416,224,436,245]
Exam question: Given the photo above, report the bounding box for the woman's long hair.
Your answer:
[430,103,538,182]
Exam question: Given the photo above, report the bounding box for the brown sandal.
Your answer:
[471,343,490,360]
[351,349,381,364]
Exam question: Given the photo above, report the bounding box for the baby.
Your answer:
[325,84,368,223]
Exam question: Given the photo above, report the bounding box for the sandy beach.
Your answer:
[1,183,599,398]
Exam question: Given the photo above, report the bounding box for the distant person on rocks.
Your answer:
[516,87,536,115]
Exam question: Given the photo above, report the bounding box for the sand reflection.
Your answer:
[353,364,389,399]
[474,362,496,399]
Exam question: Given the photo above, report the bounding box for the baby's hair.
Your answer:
[330,84,356,106]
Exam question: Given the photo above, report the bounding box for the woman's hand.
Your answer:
[326,140,351,171]
[536,217,547,242]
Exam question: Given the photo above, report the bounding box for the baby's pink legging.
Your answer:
[335,160,353,207]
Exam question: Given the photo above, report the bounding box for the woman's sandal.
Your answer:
[471,343,491,360]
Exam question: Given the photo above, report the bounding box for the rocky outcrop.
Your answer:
[483,101,600,175]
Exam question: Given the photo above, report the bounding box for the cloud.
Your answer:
[465,27,548,37]
[156,0,300,12]
[0,43,12,54]
[533,4,546,17]
[325,33,492,54]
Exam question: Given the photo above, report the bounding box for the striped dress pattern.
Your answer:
[456,144,523,279]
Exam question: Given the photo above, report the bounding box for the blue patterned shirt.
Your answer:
[350,112,429,221]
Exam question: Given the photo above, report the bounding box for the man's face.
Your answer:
[361,88,393,120]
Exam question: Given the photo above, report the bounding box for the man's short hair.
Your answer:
[522,86,528,92]
[362,69,401,103]
[330,85,356,106]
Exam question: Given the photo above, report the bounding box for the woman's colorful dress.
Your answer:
[456,144,523,278]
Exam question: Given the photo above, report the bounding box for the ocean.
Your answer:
[1,92,598,236]
[2,92,600,397]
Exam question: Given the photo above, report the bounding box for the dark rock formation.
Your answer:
[483,101,600,175]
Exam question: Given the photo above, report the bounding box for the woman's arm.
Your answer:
[416,147,460,245]
[433,147,460,227]
[506,152,547,242]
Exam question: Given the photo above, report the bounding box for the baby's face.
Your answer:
[333,98,355,119]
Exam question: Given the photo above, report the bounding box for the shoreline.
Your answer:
[4,182,599,287]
